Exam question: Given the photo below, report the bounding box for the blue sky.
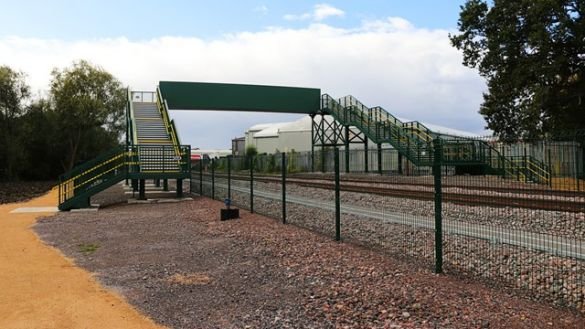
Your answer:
[1,1,466,40]
[1,1,487,149]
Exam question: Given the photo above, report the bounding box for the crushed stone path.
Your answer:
[0,188,164,329]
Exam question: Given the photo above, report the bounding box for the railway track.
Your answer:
[199,173,585,213]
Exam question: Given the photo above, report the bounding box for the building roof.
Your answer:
[253,122,290,138]
[248,116,479,139]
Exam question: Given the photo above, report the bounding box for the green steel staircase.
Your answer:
[321,94,550,184]
[58,88,190,211]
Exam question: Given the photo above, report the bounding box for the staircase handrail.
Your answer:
[58,146,128,205]
[128,89,138,145]
[155,88,181,155]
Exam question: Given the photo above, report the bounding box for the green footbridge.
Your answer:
[58,81,550,210]
[58,89,191,210]
[319,94,550,182]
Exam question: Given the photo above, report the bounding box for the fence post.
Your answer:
[250,156,254,213]
[199,160,203,195]
[211,158,215,199]
[282,152,286,224]
[335,147,341,241]
[547,146,553,187]
[433,138,443,274]
[524,147,529,182]
[227,156,232,201]
[575,146,580,192]
[345,126,350,173]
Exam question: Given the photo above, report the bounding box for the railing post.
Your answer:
[335,147,341,241]
[250,156,254,213]
[433,138,443,274]
[211,158,215,199]
[282,153,287,224]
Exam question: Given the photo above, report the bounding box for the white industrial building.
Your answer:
[244,115,478,155]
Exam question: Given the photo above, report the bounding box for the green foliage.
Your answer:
[245,144,258,157]
[0,61,126,181]
[51,60,126,171]
[0,66,30,180]
[450,0,584,140]
[287,149,299,173]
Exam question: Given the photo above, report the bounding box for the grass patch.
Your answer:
[78,243,100,255]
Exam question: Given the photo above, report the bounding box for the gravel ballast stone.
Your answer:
[35,189,584,328]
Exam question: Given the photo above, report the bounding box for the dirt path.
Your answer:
[0,188,164,329]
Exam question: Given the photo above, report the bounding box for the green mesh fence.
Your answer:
[190,133,585,312]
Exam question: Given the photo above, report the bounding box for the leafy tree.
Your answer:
[0,66,30,180]
[50,60,126,171]
[450,0,584,140]
[245,144,258,157]
[18,99,60,180]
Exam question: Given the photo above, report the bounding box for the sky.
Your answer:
[0,0,487,149]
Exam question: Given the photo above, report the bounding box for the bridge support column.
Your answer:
[138,179,146,200]
[132,179,138,192]
[377,143,382,175]
[176,179,183,198]
[398,153,403,175]
[163,179,169,191]
[155,179,160,187]
[364,138,369,173]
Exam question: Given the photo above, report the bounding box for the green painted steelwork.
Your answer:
[159,81,320,114]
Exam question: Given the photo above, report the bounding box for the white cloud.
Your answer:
[253,5,268,15]
[0,18,487,148]
[313,4,345,21]
[284,3,345,21]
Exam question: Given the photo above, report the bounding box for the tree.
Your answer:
[0,66,30,180]
[18,99,60,180]
[450,0,584,140]
[50,60,126,171]
[245,144,258,157]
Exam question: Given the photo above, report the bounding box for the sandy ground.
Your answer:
[0,188,164,329]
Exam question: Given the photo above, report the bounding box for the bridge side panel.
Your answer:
[159,81,320,114]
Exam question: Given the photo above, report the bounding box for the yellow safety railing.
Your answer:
[156,89,181,159]
[511,158,550,184]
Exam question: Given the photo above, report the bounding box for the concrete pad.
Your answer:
[10,207,59,213]
[127,197,193,204]
[70,208,99,213]
[158,197,193,203]
[124,190,174,195]
[127,199,156,204]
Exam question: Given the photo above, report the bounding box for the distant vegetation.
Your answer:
[0,60,125,181]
